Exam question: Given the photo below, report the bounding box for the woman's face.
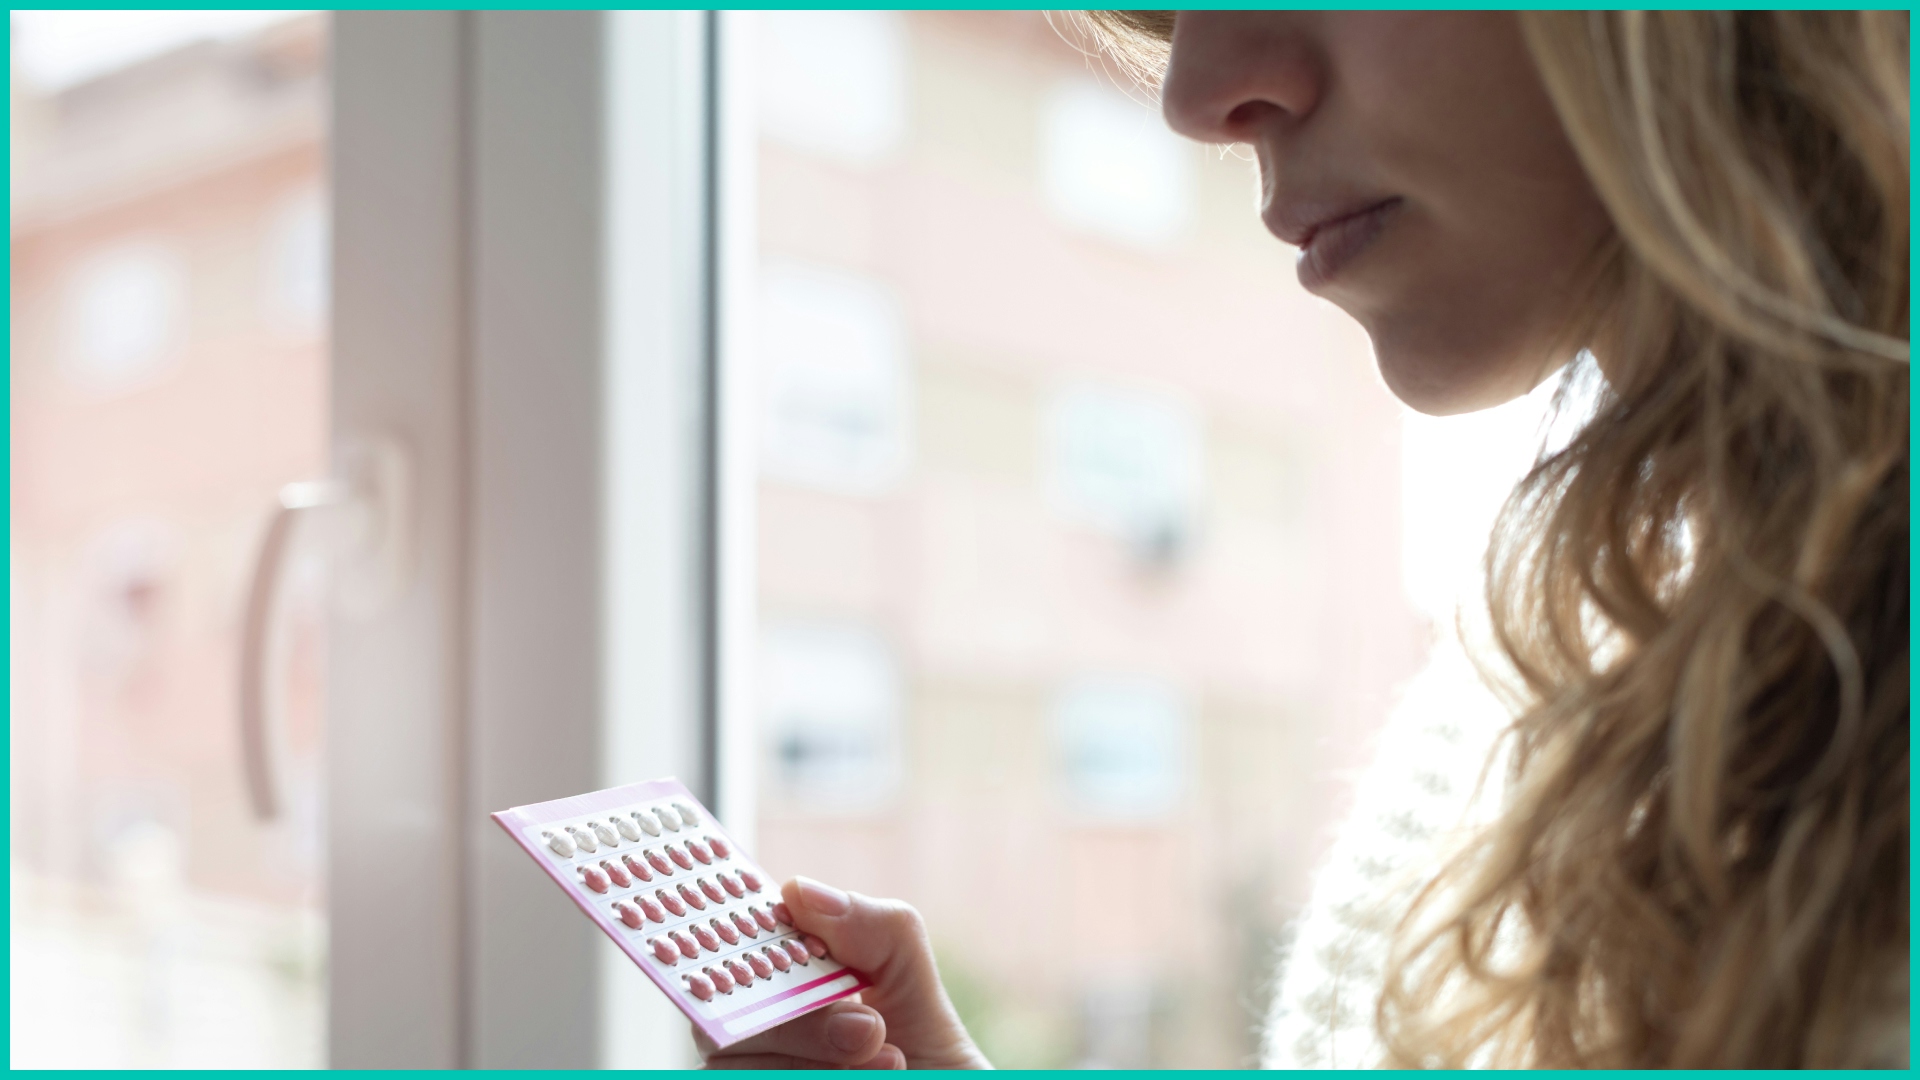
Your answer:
[1161,12,1612,415]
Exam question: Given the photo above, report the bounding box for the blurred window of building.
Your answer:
[759,260,911,495]
[261,185,328,339]
[62,239,188,392]
[12,10,329,1068]
[1040,78,1194,247]
[760,619,903,813]
[1046,384,1202,563]
[1052,676,1190,821]
[757,10,907,165]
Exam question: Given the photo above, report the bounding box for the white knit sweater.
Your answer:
[1260,637,1510,1069]
[1258,637,1910,1069]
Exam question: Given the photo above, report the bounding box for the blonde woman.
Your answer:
[697,13,1908,1069]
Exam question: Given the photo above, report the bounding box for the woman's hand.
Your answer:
[697,877,991,1070]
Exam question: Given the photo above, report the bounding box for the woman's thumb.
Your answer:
[782,876,935,983]
[778,877,992,1069]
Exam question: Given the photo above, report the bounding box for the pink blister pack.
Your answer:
[492,778,871,1049]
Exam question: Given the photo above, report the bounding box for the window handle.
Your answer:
[239,435,412,819]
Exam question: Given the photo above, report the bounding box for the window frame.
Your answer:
[330,11,739,1066]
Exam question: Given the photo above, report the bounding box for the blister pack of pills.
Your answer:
[492,778,871,1049]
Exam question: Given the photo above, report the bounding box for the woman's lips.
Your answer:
[1275,197,1403,291]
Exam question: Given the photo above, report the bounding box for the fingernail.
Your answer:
[794,875,851,916]
[826,1010,878,1053]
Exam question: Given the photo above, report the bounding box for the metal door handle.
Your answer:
[239,435,412,819]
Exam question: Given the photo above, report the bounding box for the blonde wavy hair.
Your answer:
[1080,11,1909,1068]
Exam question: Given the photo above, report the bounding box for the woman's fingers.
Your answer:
[697,879,988,1070]
[859,1044,908,1069]
[782,879,991,1069]
[695,1001,888,1068]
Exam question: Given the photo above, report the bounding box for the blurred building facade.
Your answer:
[10,14,329,1067]
[746,12,1424,1068]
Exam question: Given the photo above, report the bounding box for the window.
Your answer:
[757,11,908,164]
[15,11,1559,1067]
[1040,77,1195,248]
[12,11,330,1067]
[760,619,903,812]
[1052,676,1190,821]
[1046,383,1203,564]
[758,261,912,495]
[62,240,187,391]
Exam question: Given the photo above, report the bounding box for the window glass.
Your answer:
[11,11,329,1067]
[747,12,1439,1067]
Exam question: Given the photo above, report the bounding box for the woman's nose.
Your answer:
[1160,13,1323,145]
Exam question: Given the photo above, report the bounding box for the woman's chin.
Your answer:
[1372,342,1540,417]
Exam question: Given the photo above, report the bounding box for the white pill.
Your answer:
[544,830,575,858]
[592,821,619,847]
[568,825,598,853]
[674,803,701,826]
[631,810,661,836]
[658,807,683,832]
[615,817,643,842]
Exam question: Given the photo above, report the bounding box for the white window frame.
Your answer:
[329,11,753,1066]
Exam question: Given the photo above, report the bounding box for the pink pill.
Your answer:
[580,865,609,894]
[706,965,734,994]
[657,889,685,917]
[648,936,678,964]
[690,923,719,952]
[783,939,811,966]
[637,895,666,923]
[707,835,731,859]
[679,883,706,910]
[803,934,828,959]
[700,878,726,904]
[720,872,746,899]
[763,944,791,973]
[711,917,739,946]
[670,931,700,959]
[771,902,793,926]
[686,839,712,865]
[669,846,694,870]
[752,905,778,931]
[727,959,757,986]
[603,861,630,889]
[645,849,674,876]
[732,911,760,938]
[684,972,714,1001]
[614,901,643,929]
[745,951,774,979]
[740,870,764,893]
[623,854,653,882]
